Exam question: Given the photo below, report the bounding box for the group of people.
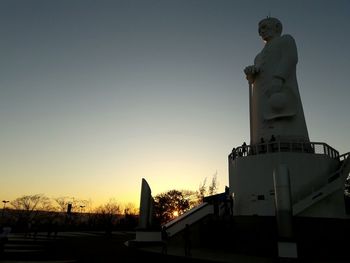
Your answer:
[231,142,247,160]
[258,135,277,153]
[231,135,277,160]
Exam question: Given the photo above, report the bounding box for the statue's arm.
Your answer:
[273,34,298,82]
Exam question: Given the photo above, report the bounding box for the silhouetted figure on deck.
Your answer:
[231,148,236,160]
[242,142,247,156]
[183,224,191,257]
[224,186,232,216]
[260,137,266,153]
[269,135,276,152]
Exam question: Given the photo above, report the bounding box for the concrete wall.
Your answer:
[229,152,340,216]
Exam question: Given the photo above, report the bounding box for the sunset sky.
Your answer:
[1,0,349,208]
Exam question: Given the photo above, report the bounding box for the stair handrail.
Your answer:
[163,202,210,229]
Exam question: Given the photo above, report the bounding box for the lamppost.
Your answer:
[79,205,85,213]
[2,200,9,218]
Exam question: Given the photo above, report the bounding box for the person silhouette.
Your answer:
[183,224,191,256]
[161,226,168,254]
[269,135,276,152]
[231,147,236,160]
[260,137,266,153]
[242,142,247,156]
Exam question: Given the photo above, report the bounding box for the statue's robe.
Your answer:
[251,34,309,145]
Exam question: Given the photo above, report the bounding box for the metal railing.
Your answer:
[229,141,339,160]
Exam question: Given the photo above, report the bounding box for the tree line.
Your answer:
[1,195,138,234]
[1,173,220,232]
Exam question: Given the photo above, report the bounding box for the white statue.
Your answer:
[244,17,309,145]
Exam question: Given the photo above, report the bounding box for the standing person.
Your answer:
[161,226,168,254]
[183,224,191,257]
[242,142,247,156]
[260,137,266,153]
[0,226,11,255]
[0,225,5,255]
[231,147,236,160]
[244,17,309,145]
[269,134,276,152]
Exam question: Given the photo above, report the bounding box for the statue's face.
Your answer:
[258,20,280,42]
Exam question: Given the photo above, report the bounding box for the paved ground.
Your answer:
[141,244,350,263]
[0,231,219,263]
[1,231,137,263]
[1,231,349,263]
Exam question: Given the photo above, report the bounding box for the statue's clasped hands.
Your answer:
[244,65,260,84]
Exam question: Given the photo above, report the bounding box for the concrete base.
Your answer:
[136,231,161,242]
[229,151,341,217]
[125,231,162,248]
[278,241,298,258]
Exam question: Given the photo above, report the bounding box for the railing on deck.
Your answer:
[229,141,339,160]
[339,152,350,162]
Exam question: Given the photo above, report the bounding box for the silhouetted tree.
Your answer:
[197,177,207,202]
[121,203,138,229]
[123,202,138,216]
[153,173,220,224]
[208,171,218,196]
[196,172,219,202]
[10,194,52,232]
[154,190,190,224]
[94,199,121,235]
[53,196,72,212]
[53,196,90,213]
[11,194,51,215]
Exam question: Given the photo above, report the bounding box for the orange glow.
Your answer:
[172,210,179,217]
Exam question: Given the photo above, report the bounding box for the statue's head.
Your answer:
[258,17,283,42]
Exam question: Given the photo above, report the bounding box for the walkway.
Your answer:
[141,244,350,263]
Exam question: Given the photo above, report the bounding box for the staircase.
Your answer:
[163,202,214,237]
[293,152,350,215]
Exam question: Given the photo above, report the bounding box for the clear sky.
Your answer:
[1,0,349,208]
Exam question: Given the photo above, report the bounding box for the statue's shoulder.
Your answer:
[274,34,297,49]
[280,34,296,42]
